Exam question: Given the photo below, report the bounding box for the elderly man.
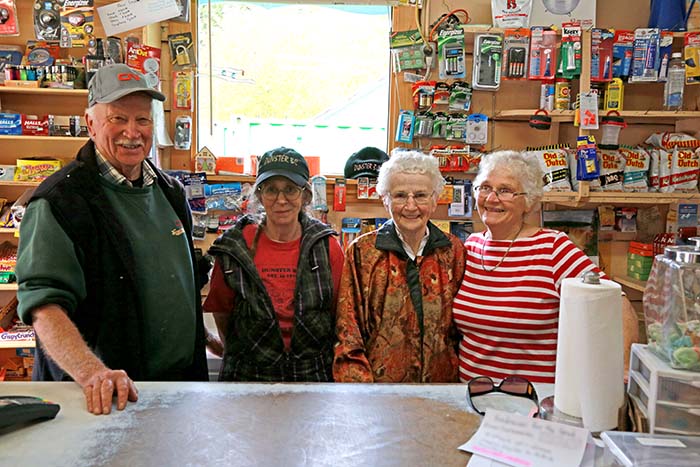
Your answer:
[15,64,208,415]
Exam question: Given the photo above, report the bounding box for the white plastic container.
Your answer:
[627,344,700,435]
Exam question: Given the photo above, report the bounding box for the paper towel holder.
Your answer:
[581,271,601,285]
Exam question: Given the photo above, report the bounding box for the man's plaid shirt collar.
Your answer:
[95,148,157,187]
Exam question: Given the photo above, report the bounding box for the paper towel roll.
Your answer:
[554,276,624,432]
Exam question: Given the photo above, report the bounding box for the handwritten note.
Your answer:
[459,410,588,467]
[97,0,181,37]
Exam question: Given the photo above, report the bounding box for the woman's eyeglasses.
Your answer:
[258,184,304,201]
[466,376,540,417]
[388,191,434,206]
[474,185,527,201]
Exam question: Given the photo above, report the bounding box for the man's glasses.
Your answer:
[257,184,304,201]
[474,185,527,202]
[466,376,540,417]
[388,191,434,206]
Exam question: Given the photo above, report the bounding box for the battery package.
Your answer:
[473,34,503,90]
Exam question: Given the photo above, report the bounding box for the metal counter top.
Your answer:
[0,382,501,467]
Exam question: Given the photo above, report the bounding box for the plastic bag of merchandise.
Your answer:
[620,145,650,192]
[598,146,625,191]
[526,145,572,192]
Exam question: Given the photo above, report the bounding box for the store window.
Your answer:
[197,1,391,175]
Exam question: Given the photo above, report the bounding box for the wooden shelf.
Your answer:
[613,274,647,293]
[0,338,35,349]
[0,181,41,188]
[0,228,18,234]
[0,87,87,97]
[494,109,700,122]
[543,191,700,207]
[0,283,18,291]
[0,135,89,143]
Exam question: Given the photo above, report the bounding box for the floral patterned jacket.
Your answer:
[333,220,465,382]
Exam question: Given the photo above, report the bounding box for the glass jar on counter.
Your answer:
[643,239,700,371]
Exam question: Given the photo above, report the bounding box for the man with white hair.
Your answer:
[16,64,208,415]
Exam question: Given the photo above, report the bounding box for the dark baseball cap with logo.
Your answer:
[344,147,389,179]
[255,147,309,188]
[88,64,166,108]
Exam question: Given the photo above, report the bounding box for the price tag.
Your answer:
[579,92,599,130]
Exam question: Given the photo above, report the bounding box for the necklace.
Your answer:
[480,224,524,272]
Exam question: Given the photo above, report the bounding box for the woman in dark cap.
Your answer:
[204,147,345,381]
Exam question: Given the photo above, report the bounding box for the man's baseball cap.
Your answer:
[344,147,389,179]
[255,147,309,188]
[88,64,166,107]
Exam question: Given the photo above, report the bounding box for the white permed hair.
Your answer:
[474,150,544,208]
[376,149,445,197]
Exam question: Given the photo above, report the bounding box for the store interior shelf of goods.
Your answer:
[460,26,697,39]
[494,110,700,122]
[0,88,88,97]
[613,274,647,293]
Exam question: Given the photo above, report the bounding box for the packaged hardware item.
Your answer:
[0,0,19,36]
[590,28,614,82]
[472,34,503,90]
[528,27,558,80]
[685,31,700,85]
[491,0,532,29]
[59,0,94,49]
[502,28,529,80]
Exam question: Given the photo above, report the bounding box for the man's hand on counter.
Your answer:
[82,368,139,415]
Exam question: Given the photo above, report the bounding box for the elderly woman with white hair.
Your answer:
[452,150,639,385]
[333,149,465,382]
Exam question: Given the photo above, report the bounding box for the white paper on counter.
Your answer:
[98,0,181,36]
[459,410,588,467]
[467,454,510,467]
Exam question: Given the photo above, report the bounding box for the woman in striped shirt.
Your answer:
[452,150,638,384]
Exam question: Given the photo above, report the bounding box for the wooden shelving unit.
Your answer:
[0,87,87,97]
[613,274,647,293]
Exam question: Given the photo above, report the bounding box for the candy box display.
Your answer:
[643,240,700,371]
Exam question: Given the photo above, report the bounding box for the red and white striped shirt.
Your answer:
[452,229,601,384]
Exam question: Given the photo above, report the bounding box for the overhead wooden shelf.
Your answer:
[543,191,700,207]
[0,283,18,291]
[0,135,89,142]
[0,87,87,97]
[494,109,700,122]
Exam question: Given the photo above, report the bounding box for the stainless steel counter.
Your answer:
[0,382,496,467]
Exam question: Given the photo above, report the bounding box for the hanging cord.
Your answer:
[429,8,470,42]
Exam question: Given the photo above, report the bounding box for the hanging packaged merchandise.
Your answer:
[539,81,555,111]
[528,27,558,80]
[340,217,361,249]
[630,28,661,83]
[412,80,436,110]
[472,34,503,90]
[590,28,614,82]
[33,0,61,40]
[685,31,700,85]
[433,82,450,105]
[448,81,472,111]
[414,111,435,138]
[59,0,94,49]
[657,30,674,82]
[491,0,532,29]
[310,175,327,211]
[575,135,599,182]
[465,114,488,146]
[390,29,427,72]
[446,113,467,141]
[174,115,192,150]
[503,28,530,80]
[173,69,194,111]
[557,22,581,79]
[437,29,465,80]
[611,30,634,79]
[432,112,449,139]
[604,79,624,111]
[395,110,415,143]
[600,111,626,146]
